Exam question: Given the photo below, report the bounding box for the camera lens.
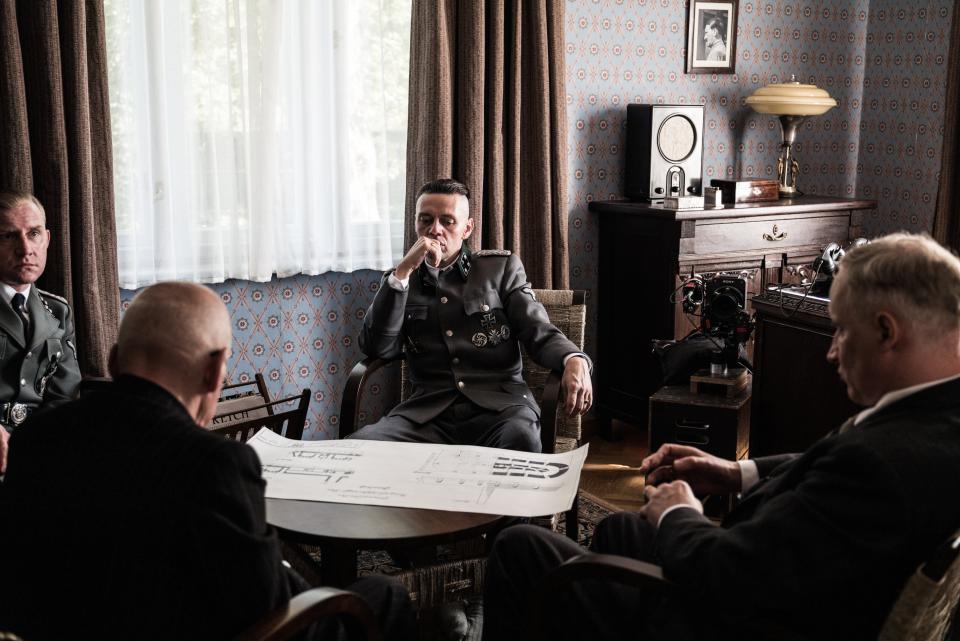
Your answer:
[708,286,743,321]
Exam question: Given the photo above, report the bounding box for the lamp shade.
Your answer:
[746,80,837,116]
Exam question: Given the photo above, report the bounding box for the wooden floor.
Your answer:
[579,419,648,512]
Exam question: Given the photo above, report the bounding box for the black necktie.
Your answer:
[11,292,29,337]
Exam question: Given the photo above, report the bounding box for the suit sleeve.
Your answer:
[43,301,81,406]
[501,255,589,372]
[359,271,409,359]
[655,440,909,617]
[181,441,292,634]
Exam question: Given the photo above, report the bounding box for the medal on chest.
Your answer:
[472,312,510,348]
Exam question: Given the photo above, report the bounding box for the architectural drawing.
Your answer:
[247,428,588,517]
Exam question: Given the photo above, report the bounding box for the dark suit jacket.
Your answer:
[653,376,960,641]
[0,375,291,641]
[361,246,587,423]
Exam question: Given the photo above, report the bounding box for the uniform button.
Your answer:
[19,378,26,386]
[440,296,448,304]
[481,304,490,312]
[452,357,460,365]
[445,330,453,337]
[25,351,32,359]
[457,381,465,389]
[523,394,528,399]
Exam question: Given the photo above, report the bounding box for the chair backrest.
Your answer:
[232,587,380,641]
[878,530,960,641]
[214,373,274,427]
[212,374,311,442]
[399,289,587,449]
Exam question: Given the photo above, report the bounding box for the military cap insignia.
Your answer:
[474,249,511,257]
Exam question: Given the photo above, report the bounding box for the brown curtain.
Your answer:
[405,0,569,288]
[0,0,119,376]
[933,5,960,249]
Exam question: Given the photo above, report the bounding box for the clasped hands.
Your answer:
[638,444,742,526]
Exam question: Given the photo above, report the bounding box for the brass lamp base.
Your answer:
[776,115,807,198]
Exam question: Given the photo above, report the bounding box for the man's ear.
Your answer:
[876,311,901,350]
[463,217,475,239]
[107,344,119,379]
[202,349,229,393]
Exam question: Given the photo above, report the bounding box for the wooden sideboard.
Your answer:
[749,290,861,456]
[587,196,877,439]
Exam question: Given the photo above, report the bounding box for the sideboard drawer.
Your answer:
[689,213,850,256]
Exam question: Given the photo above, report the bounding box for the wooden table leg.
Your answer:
[320,542,359,588]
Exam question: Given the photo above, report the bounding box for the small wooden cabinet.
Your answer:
[749,290,861,456]
[588,196,876,438]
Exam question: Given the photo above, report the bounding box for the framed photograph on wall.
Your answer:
[685,0,738,74]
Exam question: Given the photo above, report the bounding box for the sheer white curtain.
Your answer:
[105,0,410,288]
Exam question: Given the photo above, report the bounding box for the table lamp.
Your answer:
[746,75,837,198]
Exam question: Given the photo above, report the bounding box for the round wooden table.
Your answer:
[266,498,506,587]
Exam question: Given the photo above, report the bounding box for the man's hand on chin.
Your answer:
[638,480,703,527]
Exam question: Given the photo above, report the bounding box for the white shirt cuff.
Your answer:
[387,272,409,291]
[562,353,588,367]
[738,459,759,493]
[656,503,703,529]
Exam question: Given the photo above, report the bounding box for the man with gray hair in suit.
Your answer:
[483,233,960,641]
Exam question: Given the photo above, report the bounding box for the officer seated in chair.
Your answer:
[349,178,593,453]
[0,191,80,474]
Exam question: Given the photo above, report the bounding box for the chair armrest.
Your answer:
[540,370,561,454]
[531,553,668,641]
[232,587,381,641]
[339,357,397,438]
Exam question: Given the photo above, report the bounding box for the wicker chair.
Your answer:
[337,289,588,609]
[531,529,960,641]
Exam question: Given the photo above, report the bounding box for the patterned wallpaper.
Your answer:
[122,0,954,440]
[856,1,953,234]
[565,0,953,358]
[120,272,398,441]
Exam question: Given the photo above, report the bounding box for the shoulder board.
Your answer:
[37,289,68,305]
[474,249,512,257]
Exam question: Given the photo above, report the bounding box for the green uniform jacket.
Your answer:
[0,287,81,410]
[361,247,589,424]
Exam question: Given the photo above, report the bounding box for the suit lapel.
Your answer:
[27,289,58,353]
[0,294,26,348]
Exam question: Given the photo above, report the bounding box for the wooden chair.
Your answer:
[212,373,311,442]
[232,587,380,641]
[531,529,960,641]
[340,289,587,539]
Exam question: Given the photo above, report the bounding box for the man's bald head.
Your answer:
[114,283,231,401]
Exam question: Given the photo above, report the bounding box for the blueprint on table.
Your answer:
[247,428,589,516]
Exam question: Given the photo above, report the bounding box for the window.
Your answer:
[105,0,410,288]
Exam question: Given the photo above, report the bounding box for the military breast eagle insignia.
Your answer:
[474,249,511,257]
[473,312,511,348]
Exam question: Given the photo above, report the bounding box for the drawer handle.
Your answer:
[675,419,710,446]
[763,224,788,242]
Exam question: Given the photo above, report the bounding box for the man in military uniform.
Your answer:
[0,191,81,471]
[351,179,592,452]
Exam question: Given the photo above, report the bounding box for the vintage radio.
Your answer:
[625,104,704,201]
